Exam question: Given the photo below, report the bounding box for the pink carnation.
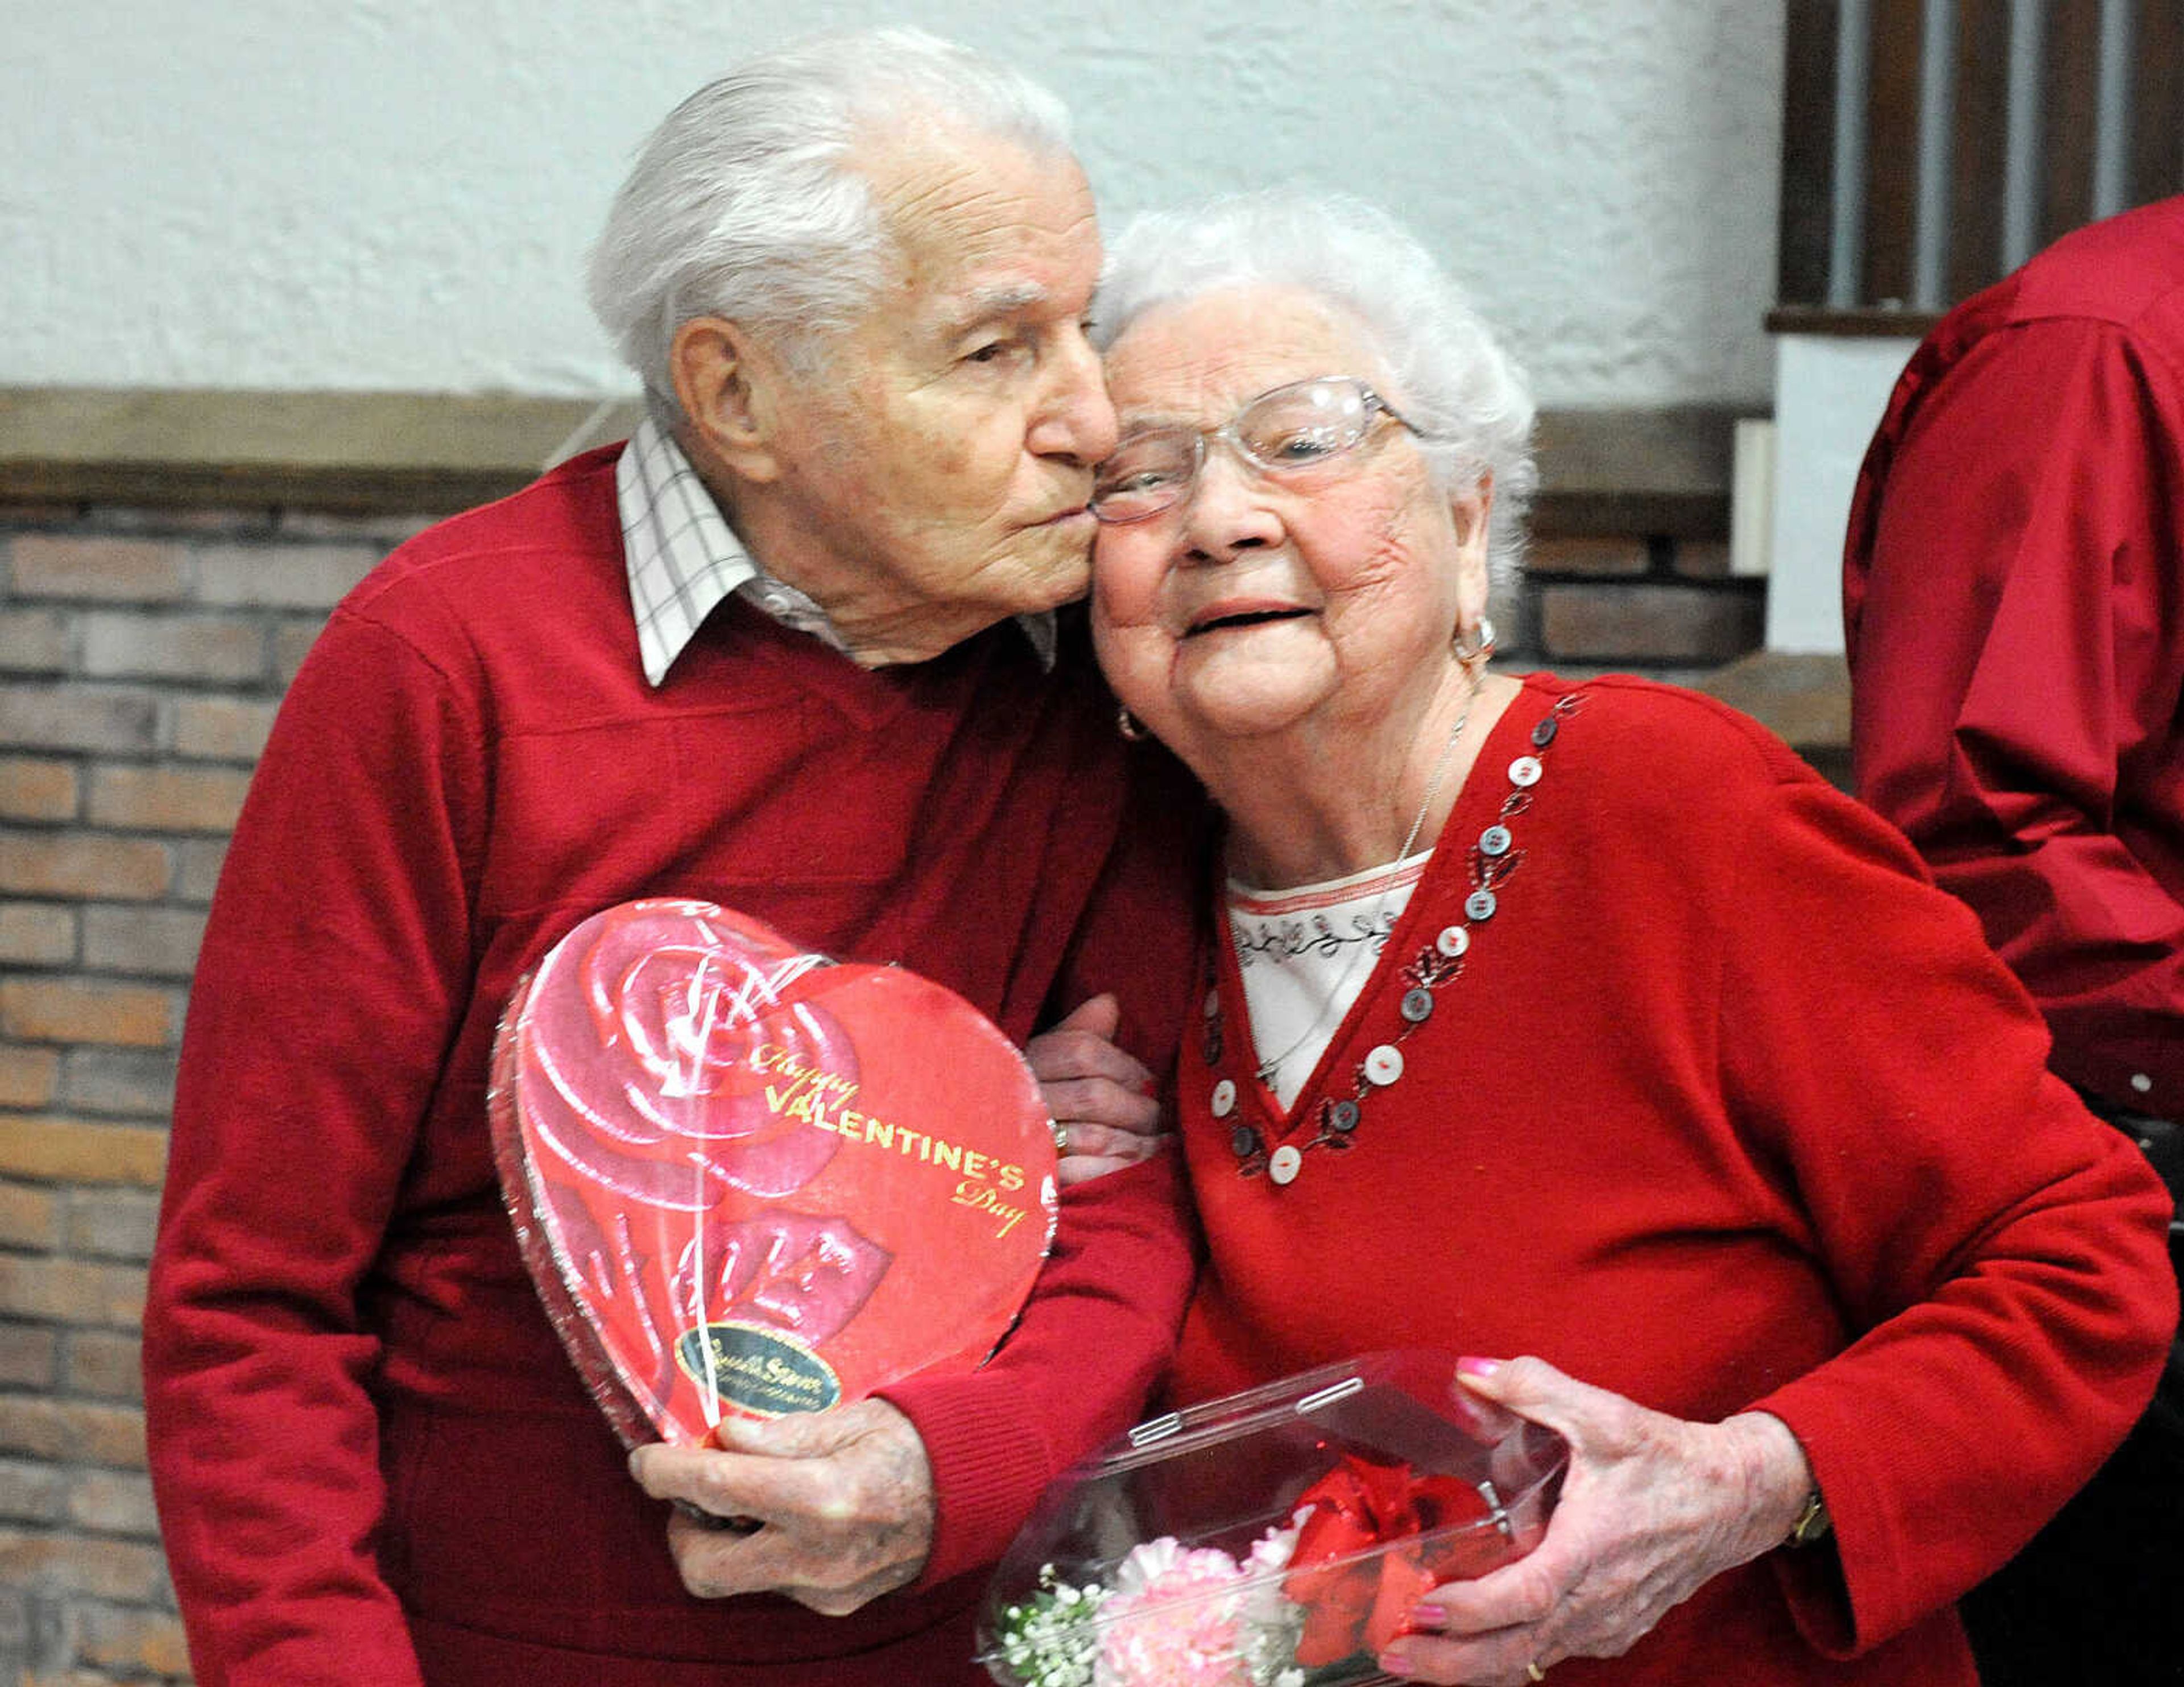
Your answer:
[1093,1537,1255,1687]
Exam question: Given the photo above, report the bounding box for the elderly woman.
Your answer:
[1082,192,2177,1687]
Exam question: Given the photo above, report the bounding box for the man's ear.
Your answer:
[671,317,784,483]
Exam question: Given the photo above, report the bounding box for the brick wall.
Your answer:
[0,501,422,1686]
[0,488,1754,1685]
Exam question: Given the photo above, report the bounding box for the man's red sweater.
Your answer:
[142,445,1203,1686]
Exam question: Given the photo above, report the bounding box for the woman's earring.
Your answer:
[1116,703,1148,741]
[1453,616,1498,665]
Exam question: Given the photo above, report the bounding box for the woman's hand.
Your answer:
[627,1398,935,1615]
[1025,993,1165,1187]
[1378,1357,1814,1684]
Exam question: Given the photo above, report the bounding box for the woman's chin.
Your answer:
[1167,661,1337,748]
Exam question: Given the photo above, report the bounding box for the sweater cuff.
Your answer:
[880,1366,1055,1590]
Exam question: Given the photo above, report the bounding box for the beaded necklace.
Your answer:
[1205,690,1586,1186]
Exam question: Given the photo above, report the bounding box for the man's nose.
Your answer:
[1028,333,1119,466]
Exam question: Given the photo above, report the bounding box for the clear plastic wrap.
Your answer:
[979,1351,1566,1687]
[489,897,1059,1445]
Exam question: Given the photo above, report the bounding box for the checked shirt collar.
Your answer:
[616,412,1057,686]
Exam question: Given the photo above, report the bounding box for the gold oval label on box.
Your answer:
[674,1323,843,1417]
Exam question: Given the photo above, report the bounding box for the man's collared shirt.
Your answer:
[615,413,1056,686]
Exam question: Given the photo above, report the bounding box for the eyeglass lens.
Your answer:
[1091,378,1381,522]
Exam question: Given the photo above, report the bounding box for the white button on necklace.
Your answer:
[1210,1077,1237,1118]
[1268,1144,1303,1184]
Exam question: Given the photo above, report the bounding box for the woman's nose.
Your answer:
[1180,442,1285,561]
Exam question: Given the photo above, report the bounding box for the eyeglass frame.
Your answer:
[1088,374,1441,524]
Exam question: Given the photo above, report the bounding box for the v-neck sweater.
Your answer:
[142,445,1206,1686]
[1173,672,2175,1686]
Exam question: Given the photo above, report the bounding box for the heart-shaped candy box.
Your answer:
[490,898,1060,1446]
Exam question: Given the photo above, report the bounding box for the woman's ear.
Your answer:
[670,317,784,484]
[1450,471,1496,619]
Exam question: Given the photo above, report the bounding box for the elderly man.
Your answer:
[143,31,1198,1687]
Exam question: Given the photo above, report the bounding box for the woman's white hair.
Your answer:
[588,28,1074,413]
[1093,190,1538,585]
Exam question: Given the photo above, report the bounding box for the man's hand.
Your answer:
[627,1398,936,1615]
[1027,993,1165,1187]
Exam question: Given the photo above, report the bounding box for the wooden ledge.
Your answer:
[1764,305,1941,339]
[0,388,1747,529]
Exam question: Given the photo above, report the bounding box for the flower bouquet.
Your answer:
[488,897,1061,1446]
[978,1352,1566,1687]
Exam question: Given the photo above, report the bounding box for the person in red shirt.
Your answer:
[1843,194,2184,1687]
[1054,186,2172,1687]
[140,30,1202,1687]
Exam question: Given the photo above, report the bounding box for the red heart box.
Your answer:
[489,898,1059,1446]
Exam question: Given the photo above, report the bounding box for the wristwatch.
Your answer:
[1786,1486,1832,1548]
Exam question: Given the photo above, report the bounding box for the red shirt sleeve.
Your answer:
[1844,315,2184,1116]
[143,610,482,1687]
[1715,764,2176,1652]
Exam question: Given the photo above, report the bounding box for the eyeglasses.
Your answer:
[1089,375,1434,524]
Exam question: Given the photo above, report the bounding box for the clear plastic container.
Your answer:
[978,1350,1567,1687]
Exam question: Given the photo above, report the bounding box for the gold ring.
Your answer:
[1527,1664,1546,1683]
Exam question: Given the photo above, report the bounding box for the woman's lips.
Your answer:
[1184,604,1314,637]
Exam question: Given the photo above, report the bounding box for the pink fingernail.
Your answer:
[1455,1355,1503,1378]
[1379,1651,1416,1679]
[1412,1603,1447,1630]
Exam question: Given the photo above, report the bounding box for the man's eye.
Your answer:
[965,339,1023,366]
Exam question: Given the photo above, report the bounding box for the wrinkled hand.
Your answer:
[627,1398,935,1616]
[1026,993,1164,1187]
[1378,1357,1813,1685]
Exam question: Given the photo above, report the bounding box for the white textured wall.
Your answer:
[5,1,1784,407]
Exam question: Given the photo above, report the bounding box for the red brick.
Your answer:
[274,619,323,683]
[0,1456,66,1522]
[277,508,435,543]
[194,541,380,610]
[1538,581,1765,665]
[63,1189,159,1262]
[94,503,276,536]
[10,535,188,602]
[1527,536,1652,577]
[0,1399,147,1468]
[0,1119,169,1186]
[0,1178,60,1248]
[0,1324,59,1388]
[0,683,160,754]
[0,1254,147,1328]
[0,1047,61,1110]
[0,1525,166,1599]
[62,1330,144,1402]
[0,833,170,900]
[0,609,72,673]
[63,1469,159,1537]
[0,979,176,1048]
[172,694,277,761]
[0,756,79,822]
[81,906,205,980]
[87,765,251,834]
[59,1048,176,1120]
[81,612,266,684]
[0,903,76,964]
[1669,538,1733,579]
[77,1601,193,1676]
[173,838,229,904]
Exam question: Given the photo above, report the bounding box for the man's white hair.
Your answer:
[588,28,1075,414]
[1093,190,1538,586]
